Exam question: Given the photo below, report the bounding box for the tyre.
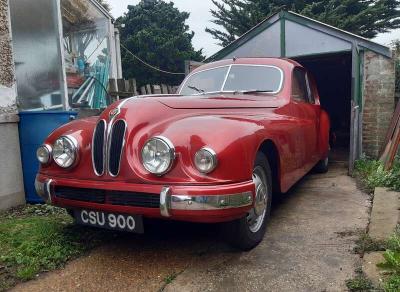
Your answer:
[314,156,329,173]
[223,152,272,251]
[66,208,75,219]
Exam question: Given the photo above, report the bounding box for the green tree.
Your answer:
[207,0,400,46]
[117,0,204,86]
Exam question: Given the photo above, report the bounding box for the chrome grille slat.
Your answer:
[92,120,106,175]
[108,120,126,177]
[92,119,126,177]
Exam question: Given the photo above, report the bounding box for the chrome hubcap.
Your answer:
[247,166,268,233]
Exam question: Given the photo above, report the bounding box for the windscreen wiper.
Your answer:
[240,89,273,94]
[188,85,205,93]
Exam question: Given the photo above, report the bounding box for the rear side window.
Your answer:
[306,74,316,104]
[292,68,309,103]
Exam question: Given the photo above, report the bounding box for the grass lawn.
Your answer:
[0,204,116,291]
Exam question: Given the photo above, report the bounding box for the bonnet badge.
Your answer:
[109,108,119,119]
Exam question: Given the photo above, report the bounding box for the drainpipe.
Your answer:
[114,28,122,79]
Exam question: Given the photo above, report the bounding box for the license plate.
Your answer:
[73,209,144,233]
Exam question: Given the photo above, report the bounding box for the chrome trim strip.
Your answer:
[220,64,232,90]
[108,119,127,177]
[160,187,171,217]
[170,191,253,211]
[92,119,107,176]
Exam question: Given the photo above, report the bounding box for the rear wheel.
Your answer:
[314,156,329,173]
[223,152,272,250]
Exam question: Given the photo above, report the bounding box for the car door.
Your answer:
[291,67,320,173]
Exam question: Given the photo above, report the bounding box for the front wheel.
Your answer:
[223,152,272,251]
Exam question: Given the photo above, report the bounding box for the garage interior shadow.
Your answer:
[295,52,352,164]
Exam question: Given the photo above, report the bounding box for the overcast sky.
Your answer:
[108,0,400,57]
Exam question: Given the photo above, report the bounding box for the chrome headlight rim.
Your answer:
[141,136,176,176]
[36,144,52,165]
[52,135,79,169]
[195,147,218,174]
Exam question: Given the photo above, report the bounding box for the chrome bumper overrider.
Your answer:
[159,187,253,217]
[34,177,53,203]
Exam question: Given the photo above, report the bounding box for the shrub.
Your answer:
[378,229,400,292]
[354,156,400,192]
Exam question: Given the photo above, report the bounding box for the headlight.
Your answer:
[195,147,217,174]
[141,136,175,175]
[52,136,78,168]
[36,144,52,164]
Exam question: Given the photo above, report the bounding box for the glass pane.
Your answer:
[285,20,351,57]
[223,66,282,93]
[61,0,111,109]
[180,67,229,95]
[292,68,308,102]
[224,21,281,59]
[10,0,64,111]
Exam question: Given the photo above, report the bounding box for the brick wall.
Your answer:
[362,50,395,158]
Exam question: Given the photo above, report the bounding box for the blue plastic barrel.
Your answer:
[19,111,78,203]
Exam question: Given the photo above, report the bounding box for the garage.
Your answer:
[208,11,395,171]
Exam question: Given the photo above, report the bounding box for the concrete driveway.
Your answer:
[14,162,370,292]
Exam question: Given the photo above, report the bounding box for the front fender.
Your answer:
[128,115,267,184]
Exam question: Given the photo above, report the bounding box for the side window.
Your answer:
[306,74,316,104]
[292,68,309,103]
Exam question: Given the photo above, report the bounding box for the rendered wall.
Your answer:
[0,0,25,210]
[362,50,395,158]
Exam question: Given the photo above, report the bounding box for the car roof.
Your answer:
[191,57,301,74]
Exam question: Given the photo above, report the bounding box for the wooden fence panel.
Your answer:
[109,78,178,98]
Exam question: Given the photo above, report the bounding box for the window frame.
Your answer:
[291,67,314,104]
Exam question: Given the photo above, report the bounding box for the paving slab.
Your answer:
[363,252,385,288]
[369,187,399,241]
[12,163,370,292]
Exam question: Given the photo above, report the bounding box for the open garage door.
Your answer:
[294,52,353,164]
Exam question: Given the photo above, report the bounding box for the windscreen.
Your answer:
[180,66,229,95]
[180,65,283,95]
[223,66,282,93]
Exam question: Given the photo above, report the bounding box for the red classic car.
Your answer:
[35,58,330,250]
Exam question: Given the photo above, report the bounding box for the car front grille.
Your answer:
[54,186,159,208]
[55,186,105,203]
[92,119,126,177]
[92,120,106,175]
[109,120,126,176]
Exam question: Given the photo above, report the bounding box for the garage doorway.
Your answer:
[294,52,352,163]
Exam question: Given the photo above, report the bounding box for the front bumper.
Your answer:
[35,174,255,223]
